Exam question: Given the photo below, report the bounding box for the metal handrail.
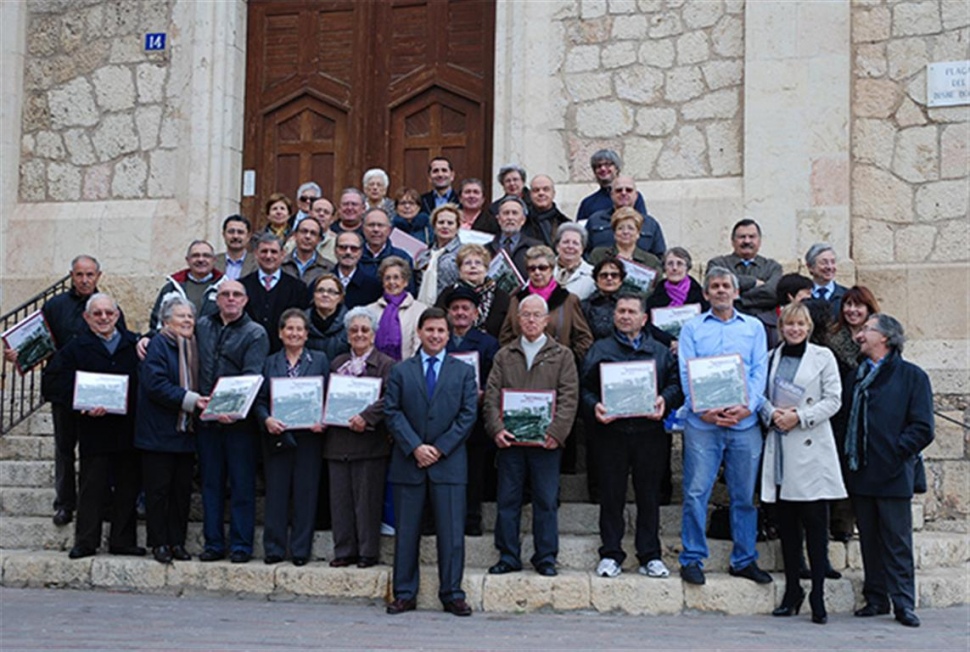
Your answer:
[0,275,71,435]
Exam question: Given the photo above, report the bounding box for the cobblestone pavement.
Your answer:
[1,587,966,651]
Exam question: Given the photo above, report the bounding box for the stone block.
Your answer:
[635,107,677,136]
[590,574,683,614]
[664,66,705,102]
[912,502,925,530]
[103,1,141,37]
[939,123,968,179]
[580,0,607,20]
[275,564,388,599]
[409,566,483,611]
[639,38,675,68]
[905,68,928,104]
[92,65,136,112]
[34,131,66,160]
[853,6,891,43]
[171,561,276,596]
[681,88,739,120]
[683,1,723,29]
[925,413,968,460]
[83,164,112,201]
[615,65,665,103]
[938,460,970,516]
[855,42,887,79]
[565,16,612,45]
[0,461,55,488]
[624,137,664,177]
[711,15,742,58]
[852,165,914,223]
[611,14,647,40]
[1,487,56,516]
[564,72,612,102]
[917,564,969,608]
[112,155,148,198]
[915,180,969,221]
[577,101,635,138]
[602,41,637,69]
[853,118,895,168]
[656,126,707,179]
[63,129,97,166]
[2,551,91,589]
[676,31,710,66]
[701,59,742,90]
[135,63,167,104]
[28,411,54,436]
[109,37,146,64]
[648,12,683,39]
[895,96,927,127]
[482,570,591,612]
[92,113,139,161]
[854,78,901,118]
[608,0,638,16]
[941,0,970,29]
[916,531,969,569]
[147,150,177,198]
[19,159,47,201]
[904,267,969,339]
[637,0,663,12]
[136,105,163,150]
[893,224,936,262]
[893,125,939,183]
[47,163,82,201]
[828,541,848,570]
[0,437,41,461]
[564,45,600,73]
[705,121,741,176]
[892,1,942,37]
[887,37,930,82]
[683,573,775,614]
[48,77,99,129]
[91,557,168,590]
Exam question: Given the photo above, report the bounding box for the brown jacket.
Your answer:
[499,286,594,360]
[322,348,395,461]
[484,336,579,446]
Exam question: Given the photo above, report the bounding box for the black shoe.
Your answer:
[109,545,147,556]
[198,549,225,562]
[229,551,251,564]
[386,597,416,615]
[831,530,852,543]
[854,603,890,617]
[329,556,358,568]
[264,554,283,565]
[68,546,95,559]
[535,564,557,577]
[292,557,308,567]
[153,546,173,564]
[171,545,191,561]
[680,562,705,585]
[772,589,805,617]
[357,556,379,568]
[488,561,521,575]
[464,523,483,537]
[53,509,73,526]
[812,612,828,624]
[895,608,920,627]
[442,598,472,616]
[825,567,842,580]
[729,562,773,584]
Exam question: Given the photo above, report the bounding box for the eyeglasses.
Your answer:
[664,259,687,268]
[336,244,361,251]
[299,195,317,203]
[315,288,341,296]
[218,291,246,299]
[598,272,621,279]
[613,187,635,193]
[527,264,551,272]
[519,311,546,321]
[89,310,117,317]
[397,200,418,207]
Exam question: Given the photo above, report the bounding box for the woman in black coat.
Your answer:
[135,296,207,564]
[255,309,330,566]
[53,293,142,560]
[581,258,627,341]
[306,274,350,361]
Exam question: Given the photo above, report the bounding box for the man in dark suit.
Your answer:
[443,285,500,536]
[213,214,257,281]
[384,307,478,616]
[240,233,309,353]
[486,196,542,279]
[420,156,459,215]
[358,208,415,293]
[805,242,848,316]
[334,231,382,309]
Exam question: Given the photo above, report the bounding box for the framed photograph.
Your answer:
[449,351,480,391]
[619,259,658,295]
[271,376,324,429]
[73,371,129,415]
[600,360,658,418]
[487,249,525,295]
[201,375,263,421]
[651,303,702,339]
[686,354,749,412]
[458,229,495,247]
[323,374,382,427]
[501,389,556,446]
[2,310,56,374]
[390,227,428,261]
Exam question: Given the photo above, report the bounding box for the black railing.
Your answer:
[0,275,71,435]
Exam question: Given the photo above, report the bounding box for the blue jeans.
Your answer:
[679,423,762,570]
[196,423,257,554]
[494,446,562,569]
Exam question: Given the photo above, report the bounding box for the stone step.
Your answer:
[0,461,54,488]
[0,435,55,461]
[2,515,965,574]
[1,550,966,615]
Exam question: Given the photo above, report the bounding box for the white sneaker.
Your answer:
[640,559,670,578]
[380,522,395,536]
[596,558,622,578]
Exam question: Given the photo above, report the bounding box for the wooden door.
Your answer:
[243,0,494,226]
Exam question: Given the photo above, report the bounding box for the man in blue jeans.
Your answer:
[677,267,770,585]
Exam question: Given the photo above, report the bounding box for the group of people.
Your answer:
[8,150,934,626]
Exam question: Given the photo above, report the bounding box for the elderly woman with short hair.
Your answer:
[325,307,395,568]
[489,164,532,216]
[646,247,709,352]
[366,256,429,361]
[436,244,510,339]
[588,208,663,287]
[416,204,462,304]
[553,223,595,300]
[362,168,395,217]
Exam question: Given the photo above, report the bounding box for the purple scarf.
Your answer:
[375,292,407,360]
[664,276,691,306]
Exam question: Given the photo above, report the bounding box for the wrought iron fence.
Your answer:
[1,275,71,435]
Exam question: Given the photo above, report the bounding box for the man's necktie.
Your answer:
[503,237,513,253]
[425,357,438,398]
[263,275,274,291]
[815,287,828,300]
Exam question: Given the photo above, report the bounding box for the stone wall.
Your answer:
[19,0,178,202]
[556,0,744,184]
[850,0,969,526]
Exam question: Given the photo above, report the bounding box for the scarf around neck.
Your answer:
[162,327,198,432]
[845,354,887,471]
[664,276,691,306]
[529,279,558,303]
[375,292,407,360]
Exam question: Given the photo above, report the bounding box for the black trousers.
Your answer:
[263,433,323,560]
[75,451,140,551]
[775,498,829,613]
[141,450,194,548]
[852,494,916,611]
[52,403,78,512]
[597,428,666,565]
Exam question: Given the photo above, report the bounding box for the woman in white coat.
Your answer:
[760,302,845,625]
